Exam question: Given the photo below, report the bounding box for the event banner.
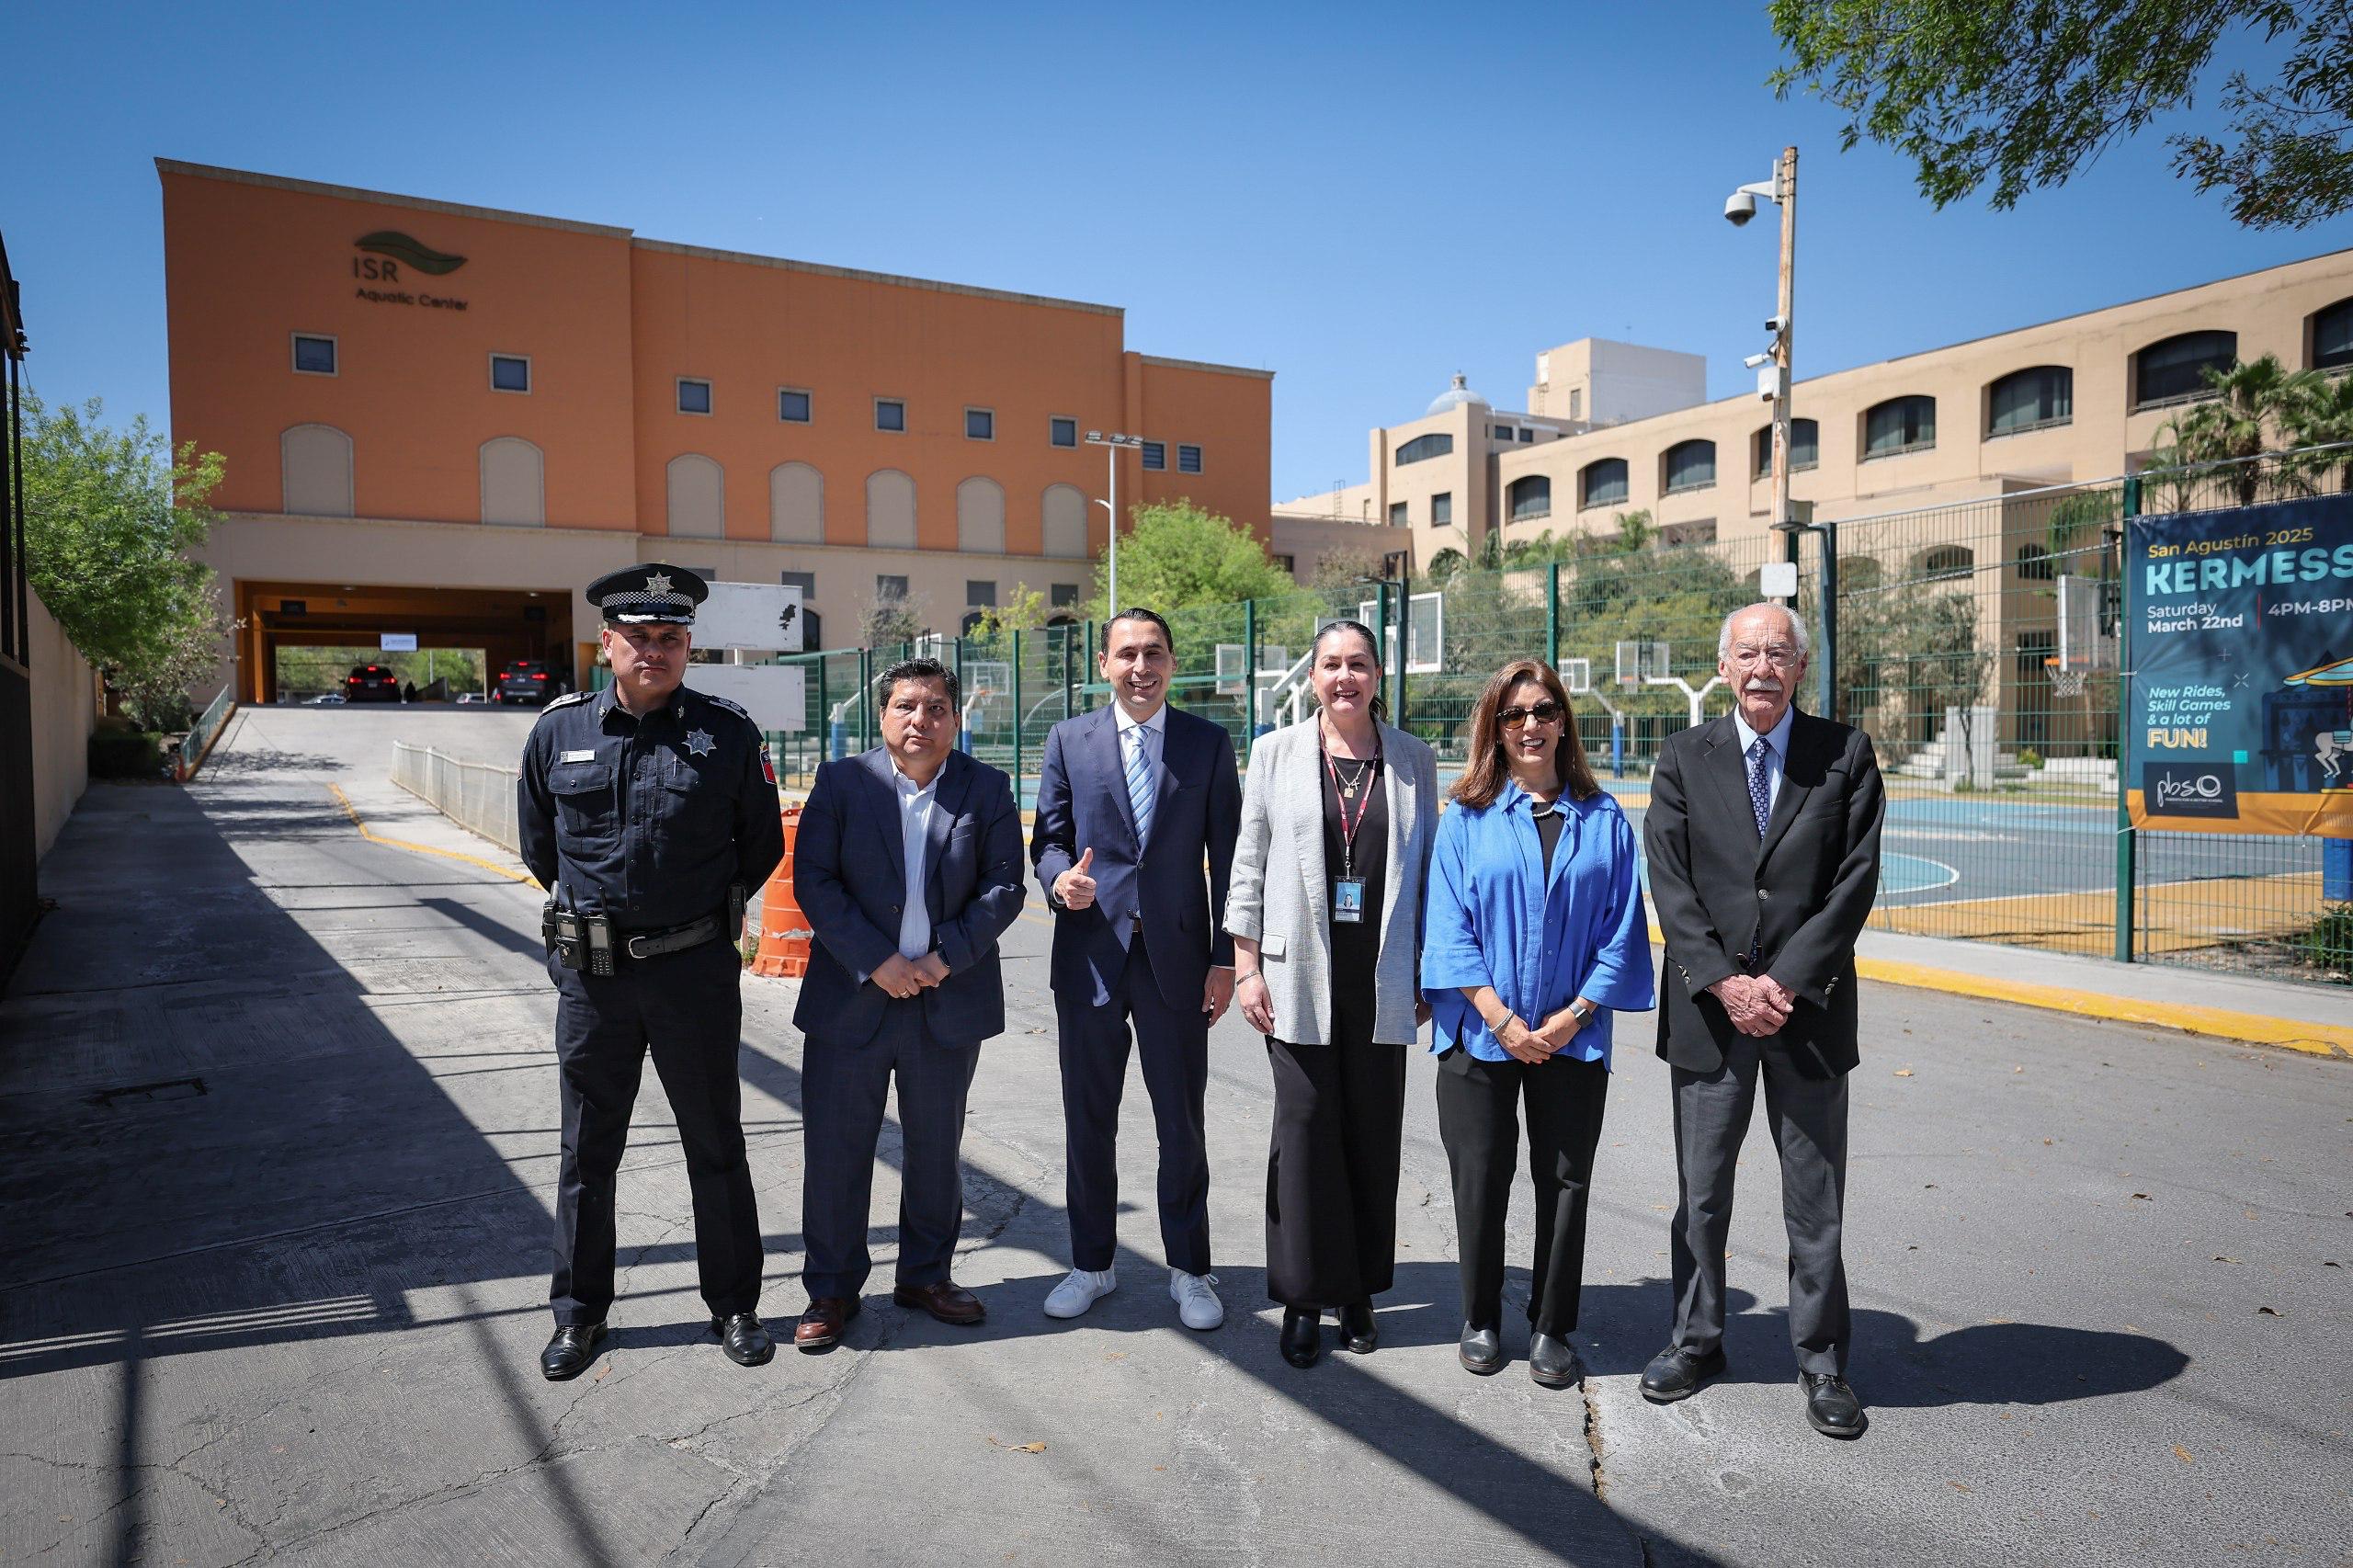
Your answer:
[2126,494,2353,836]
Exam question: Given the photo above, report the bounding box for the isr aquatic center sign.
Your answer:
[349,231,469,312]
[2126,494,2353,836]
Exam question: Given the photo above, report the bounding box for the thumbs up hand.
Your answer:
[1055,846,1098,911]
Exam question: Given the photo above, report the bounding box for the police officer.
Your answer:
[517,563,787,1380]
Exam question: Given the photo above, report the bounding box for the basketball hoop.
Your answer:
[2045,656,2086,699]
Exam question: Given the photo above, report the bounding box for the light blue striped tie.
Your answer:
[1124,725,1156,853]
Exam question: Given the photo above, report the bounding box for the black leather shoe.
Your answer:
[1802,1371,1867,1438]
[540,1322,608,1381]
[1339,1299,1377,1355]
[1279,1308,1322,1369]
[1529,1332,1584,1390]
[1640,1344,1726,1403]
[1458,1322,1504,1376]
[711,1312,775,1368]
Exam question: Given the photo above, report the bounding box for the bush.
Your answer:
[89,730,166,779]
[2018,747,2046,769]
[2300,903,2353,980]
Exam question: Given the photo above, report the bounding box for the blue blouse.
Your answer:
[1420,780,1655,1066]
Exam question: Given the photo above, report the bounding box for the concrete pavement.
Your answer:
[2,707,2347,1566]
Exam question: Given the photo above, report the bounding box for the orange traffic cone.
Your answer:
[750,804,813,978]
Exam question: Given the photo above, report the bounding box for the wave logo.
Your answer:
[2142,763,2239,818]
[353,231,467,278]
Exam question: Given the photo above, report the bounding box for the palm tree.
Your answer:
[2284,367,2353,494]
[2150,354,2315,506]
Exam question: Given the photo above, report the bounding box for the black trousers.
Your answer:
[1264,1035,1407,1311]
[800,999,982,1299]
[1668,1032,1851,1376]
[548,938,761,1326]
[1434,1050,1608,1338]
[1057,937,1212,1276]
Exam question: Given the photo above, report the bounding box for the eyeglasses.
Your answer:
[1730,645,1800,667]
[1497,699,1564,731]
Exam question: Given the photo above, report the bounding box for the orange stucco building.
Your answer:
[159,160,1275,700]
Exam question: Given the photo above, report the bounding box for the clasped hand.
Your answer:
[870,951,949,1001]
[1495,1003,1586,1064]
[1708,972,1794,1037]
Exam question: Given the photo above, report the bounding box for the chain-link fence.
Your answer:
[391,741,520,853]
[727,446,2347,989]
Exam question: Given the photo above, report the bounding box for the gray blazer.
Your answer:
[1222,718,1438,1046]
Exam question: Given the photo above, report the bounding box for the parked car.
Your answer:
[345,665,402,703]
[304,692,347,706]
[454,691,489,706]
[492,659,564,706]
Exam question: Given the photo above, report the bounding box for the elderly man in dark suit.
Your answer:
[1031,608,1243,1331]
[790,657,1027,1351]
[1641,602,1885,1438]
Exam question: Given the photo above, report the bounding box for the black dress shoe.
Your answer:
[1802,1371,1867,1438]
[540,1322,608,1381]
[1458,1322,1504,1376]
[1529,1332,1584,1390]
[1339,1300,1377,1355]
[1639,1344,1725,1403]
[711,1312,775,1367]
[1279,1308,1322,1369]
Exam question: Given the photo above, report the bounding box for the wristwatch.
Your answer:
[1568,998,1597,1026]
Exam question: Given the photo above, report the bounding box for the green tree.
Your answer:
[1426,546,1470,583]
[1093,499,1294,619]
[966,582,1050,641]
[1769,0,2353,229]
[22,393,234,727]
[858,592,927,649]
[2150,354,2314,505]
[2284,362,2353,491]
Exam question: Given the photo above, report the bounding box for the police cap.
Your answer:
[588,562,710,626]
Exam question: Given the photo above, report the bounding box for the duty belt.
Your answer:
[621,914,723,960]
[545,895,740,973]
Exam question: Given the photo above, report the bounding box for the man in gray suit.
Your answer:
[1640,603,1884,1438]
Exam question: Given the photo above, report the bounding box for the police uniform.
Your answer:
[517,563,786,1377]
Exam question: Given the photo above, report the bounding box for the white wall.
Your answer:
[27,586,97,861]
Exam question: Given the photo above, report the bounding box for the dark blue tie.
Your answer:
[1746,737,1773,838]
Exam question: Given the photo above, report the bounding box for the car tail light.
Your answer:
[533,673,548,681]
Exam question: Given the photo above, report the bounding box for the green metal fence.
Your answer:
[750,446,2350,988]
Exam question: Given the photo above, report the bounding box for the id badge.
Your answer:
[1333,877,1366,925]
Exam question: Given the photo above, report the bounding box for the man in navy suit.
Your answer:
[790,658,1028,1351]
[1031,608,1243,1330]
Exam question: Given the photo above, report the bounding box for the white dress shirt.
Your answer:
[1733,704,1796,815]
[892,759,938,960]
[1113,700,1167,833]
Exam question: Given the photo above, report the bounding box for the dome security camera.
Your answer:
[1723,191,1757,226]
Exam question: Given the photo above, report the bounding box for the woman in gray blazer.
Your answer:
[1224,619,1439,1369]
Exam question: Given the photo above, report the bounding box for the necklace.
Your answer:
[1331,755,1373,801]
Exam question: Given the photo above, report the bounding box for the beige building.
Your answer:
[1283,249,2353,567]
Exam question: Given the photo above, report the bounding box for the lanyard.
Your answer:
[1322,744,1381,879]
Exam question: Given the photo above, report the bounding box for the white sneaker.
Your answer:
[1043,1267,1118,1319]
[1169,1269,1224,1331]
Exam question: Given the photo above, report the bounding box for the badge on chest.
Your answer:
[1333,877,1367,925]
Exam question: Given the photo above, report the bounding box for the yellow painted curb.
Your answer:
[329,784,542,888]
[1645,923,2347,1057]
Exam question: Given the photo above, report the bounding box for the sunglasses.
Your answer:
[1497,699,1564,731]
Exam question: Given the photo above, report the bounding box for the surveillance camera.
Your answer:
[1765,314,1786,334]
[1743,351,1772,369]
[1723,191,1757,226]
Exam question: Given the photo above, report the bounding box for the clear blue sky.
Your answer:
[9,0,2352,503]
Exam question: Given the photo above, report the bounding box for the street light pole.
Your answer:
[1085,431,1143,613]
[1769,144,1797,550]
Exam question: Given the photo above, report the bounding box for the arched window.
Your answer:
[1395,433,1454,466]
[1987,367,2074,435]
[1663,439,1716,494]
[479,437,544,526]
[2312,298,2353,370]
[1863,396,1936,458]
[1751,418,1819,478]
[1507,475,1552,522]
[281,424,354,517]
[2133,330,2236,407]
[1921,545,1973,581]
[665,453,723,538]
[866,469,916,550]
[1041,483,1087,559]
[956,476,1006,553]
[1578,458,1628,509]
[769,462,823,543]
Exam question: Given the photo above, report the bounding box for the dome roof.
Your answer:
[1426,371,1488,415]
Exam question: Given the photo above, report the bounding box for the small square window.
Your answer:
[1431,492,1453,526]
[965,579,997,607]
[292,335,337,376]
[490,354,530,393]
[1051,583,1079,608]
[1142,441,1166,471]
[877,574,909,601]
[677,378,712,415]
[1518,428,1534,443]
[965,407,995,441]
[1051,416,1078,449]
[1177,444,1202,474]
[876,399,906,433]
[779,570,817,598]
[1388,502,1409,527]
[1275,554,1297,575]
[779,388,812,424]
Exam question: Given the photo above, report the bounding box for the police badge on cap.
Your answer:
[588,562,710,626]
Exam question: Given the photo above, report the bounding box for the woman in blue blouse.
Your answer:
[1422,658,1654,1389]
